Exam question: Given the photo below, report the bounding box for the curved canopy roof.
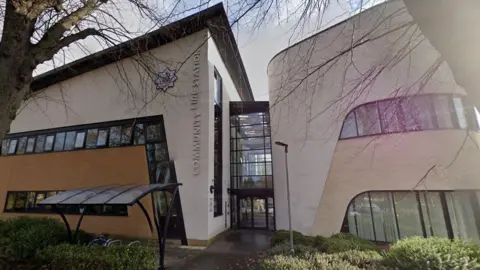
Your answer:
[38,183,181,206]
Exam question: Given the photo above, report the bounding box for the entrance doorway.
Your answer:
[237,196,275,230]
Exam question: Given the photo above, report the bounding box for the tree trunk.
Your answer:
[0,72,30,142]
[403,0,480,105]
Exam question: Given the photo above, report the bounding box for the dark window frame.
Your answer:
[213,68,223,217]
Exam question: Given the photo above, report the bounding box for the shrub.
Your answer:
[271,230,314,247]
[0,216,69,264]
[313,235,327,250]
[321,233,379,253]
[260,255,315,270]
[311,253,361,270]
[37,243,157,270]
[328,250,383,268]
[267,243,319,259]
[383,236,480,270]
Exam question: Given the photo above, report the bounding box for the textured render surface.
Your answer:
[268,0,473,236]
[0,146,154,238]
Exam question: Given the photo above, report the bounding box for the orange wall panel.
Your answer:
[0,146,157,239]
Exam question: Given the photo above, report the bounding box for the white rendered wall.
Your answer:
[268,1,469,235]
[11,30,213,242]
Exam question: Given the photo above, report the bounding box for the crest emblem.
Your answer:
[154,68,177,92]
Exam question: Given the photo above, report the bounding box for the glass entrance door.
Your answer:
[237,196,273,230]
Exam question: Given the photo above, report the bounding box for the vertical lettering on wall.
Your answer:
[192,50,201,175]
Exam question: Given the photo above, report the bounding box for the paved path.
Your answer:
[179,230,271,270]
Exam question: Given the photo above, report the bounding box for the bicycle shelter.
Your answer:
[38,183,182,270]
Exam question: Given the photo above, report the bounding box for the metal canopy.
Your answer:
[38,183,182,270]
[38,183,181,206]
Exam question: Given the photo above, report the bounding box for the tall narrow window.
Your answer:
[54,132,66,151]
[340,112,357,139]
[64,131,76,150]
[213,68,223,217]
[26,137,36,153]
[356,102,381,136]
[16,137,27,155]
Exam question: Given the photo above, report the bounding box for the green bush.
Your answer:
[271,230,314,247]
[321,233,380,253]
[267,243,319,259]
[0,216,69,264]
[260,255,315,270]
[311,253,361,270]
[383,236,480,270]
[38,244,157,270]
[313,235,327,250]
[327,250,383,268]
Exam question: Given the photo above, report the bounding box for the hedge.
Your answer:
[38,244,157,270]
[383,236,480,270]
[321,233,380,253]
[270,230,326,250]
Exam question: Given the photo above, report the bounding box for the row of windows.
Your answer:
[340,95,476,139]
[1,121,166,156]
[213,69,223,217]
[342,190,480,243]
[4,191,128,216]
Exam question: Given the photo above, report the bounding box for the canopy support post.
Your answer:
[73,207,86,244]
[53,206,73,244]
[157,186,179,270]
[137,201,154,233]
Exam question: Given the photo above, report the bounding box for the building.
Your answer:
[268,0,480,243]
[0,4,274,246]
[1,0,480,247]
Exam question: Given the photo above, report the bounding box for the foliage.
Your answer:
[321,233,380,253]
[260,255,316,270]
[270,230,315,247]
[267,243,319,259]
[310,253,362,270]
[0,216,69,264]
[383,236,480,270]
[326,250,383,268]
[37,244,157,270]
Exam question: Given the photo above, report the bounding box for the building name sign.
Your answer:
[192,50,201,175]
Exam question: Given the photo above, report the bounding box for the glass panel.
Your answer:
[356,103,381,136]
[236,176,272,188]
[54,132,66,151]
[353,193,375,241]
[253,198,266,228]
[433,95,454,128]
[419,191,448,238]
[370,192,399,242]
[14,192,27,211]
[97,129,108,147]
[235,137,266,150]
[26,192,36,209]
[16,137,27,154]
[5,193,15,210]
[347,203,358,236]
[1,139,8,156]
[239,198,252,228]
[379,99,403,133]
[146,124,164,142]
[74,131,85,148]
[401,96,435,131]
[393,192,423,238]
[236,125,264,138]
[474,107,480,130]
[214,72,221,105]
[267,197,275,230]
[86,129,98,149]
[233,162,269,176]
[237,113,264,126]
[35,193,45,207]
[154,143,168,161]
[447,192,480,242]
[8,139,17,154]
[64,131,76,150]
[26,137,35,153]
[44,135,54,151]
[121,126,133,145]
[340,112,358,139]
[109,126,121,146]
[134,124,145,145]
[233,149,266,163]
[35,135,45,153]
[453,97,468,129]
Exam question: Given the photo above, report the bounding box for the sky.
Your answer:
[30,0,381,101]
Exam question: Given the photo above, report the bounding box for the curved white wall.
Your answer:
[267,0,476,235]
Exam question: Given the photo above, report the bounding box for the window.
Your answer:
[26,137,35,153]
[213,69,223,217]
[134,124,145,145]
[54,132,66,151]
[8,139,17,154]
[44,135,54,151]
[340,94,472,139]
[35,135,45,153]
[343,190,480,243]
[64,131,76,150]
[16,137,27,155]
[1,139,8,156]
[109,126,121,146]
[121,126,132,145]
[74,132,85,148]
[97,129,108,147]
[86,129,98,149]
[4,191,127,216]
